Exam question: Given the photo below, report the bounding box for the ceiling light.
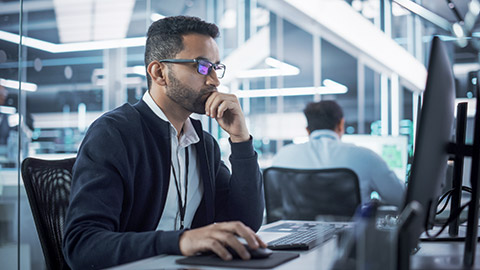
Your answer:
[0,106,16,115]
[91,67,146,86]
[452,23,465,38]
[452,23,468,47]
[323,79,348,93]
[236,57,300,78]
[151,13,166,21]
[0,78,37,92]
[233,85,348,98]
[0,30,146,53]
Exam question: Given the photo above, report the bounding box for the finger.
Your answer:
[209,240,233,261]
[235,228,260,250]
[206,229,250,260]
[216,100,235,119]
[223,234,251,260]
[206,93,238,119]
[204,92,219,116]
[208,225,251,260]
[218,221,260,249]
[205,93,223,118]
[255,235,268,248]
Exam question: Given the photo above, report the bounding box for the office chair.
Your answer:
[263,167,361,223]
[21,157,76,270]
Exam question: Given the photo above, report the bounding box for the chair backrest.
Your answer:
[21,157,75,270]
[263,167,361,223]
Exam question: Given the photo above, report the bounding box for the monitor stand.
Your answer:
[447,102,469,237]
[463,85,480,267]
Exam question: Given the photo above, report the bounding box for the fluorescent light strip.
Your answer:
[323,79,348,93]
[150,13,166,21]
[0,30,145,53]
[236,57,300,78]
[233,85,347,98]
[236,68,298,78]
[94,77,143,86]
[0,78,37,92]
[0,106,16,115]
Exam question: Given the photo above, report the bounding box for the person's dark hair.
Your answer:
[304,100,344,132]
[144,15,219,89]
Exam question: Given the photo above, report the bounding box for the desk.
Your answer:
[107,223,480,270]
[107,241,335,270]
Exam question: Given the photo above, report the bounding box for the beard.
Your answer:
[165,71,216,114]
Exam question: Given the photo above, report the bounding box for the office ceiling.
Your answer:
[0,0,479,114]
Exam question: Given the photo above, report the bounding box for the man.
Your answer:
[272,100,405,207]
[63,16,265,269]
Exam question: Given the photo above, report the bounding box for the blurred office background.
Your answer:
[0,0,479,268]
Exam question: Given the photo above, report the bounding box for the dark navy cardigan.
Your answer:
[62,100,264,270]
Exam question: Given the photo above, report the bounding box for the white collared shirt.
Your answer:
[142,91,204,230]
[272,129,405,207]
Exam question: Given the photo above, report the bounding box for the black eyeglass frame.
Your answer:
[158,58,226,79]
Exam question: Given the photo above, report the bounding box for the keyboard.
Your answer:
[267,223,338,250]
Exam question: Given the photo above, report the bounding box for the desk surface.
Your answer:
[107,221,480,270]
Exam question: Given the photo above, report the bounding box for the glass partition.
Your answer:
[0,2,22,269]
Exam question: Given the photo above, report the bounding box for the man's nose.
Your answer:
[206,71,220,88]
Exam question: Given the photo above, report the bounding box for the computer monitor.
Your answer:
[342,135,408,182]
[397,36,456,270]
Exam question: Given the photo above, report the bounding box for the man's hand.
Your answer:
[205,92,250,143]
[179,221,267,260]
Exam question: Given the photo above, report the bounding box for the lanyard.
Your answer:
[171,148,189,230]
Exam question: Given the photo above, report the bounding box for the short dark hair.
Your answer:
[304,100,344,132]
[144,15,220,89]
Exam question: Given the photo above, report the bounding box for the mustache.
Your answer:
[201,87,217,100]
[202,86,217,94]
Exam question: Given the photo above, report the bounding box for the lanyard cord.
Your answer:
[171,147,189,230]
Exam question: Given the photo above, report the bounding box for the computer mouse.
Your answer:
[225,244,273,259]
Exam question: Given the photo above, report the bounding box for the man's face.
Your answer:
[164,33,220,114]
[166,69,215,114]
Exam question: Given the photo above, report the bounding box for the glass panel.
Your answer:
[321,39,358,134]
[364,65,381,135]
[0,1,21,269]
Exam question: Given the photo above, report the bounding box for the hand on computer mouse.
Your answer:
[225,244,273,260]
[180,221,267,261]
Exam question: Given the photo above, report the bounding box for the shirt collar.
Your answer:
[309,129,340,141]
[142,91,200,147]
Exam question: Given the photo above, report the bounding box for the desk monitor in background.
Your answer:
[342,135,408,182]
[397,36,456,270]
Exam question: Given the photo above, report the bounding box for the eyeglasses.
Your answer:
[159,58,226,79]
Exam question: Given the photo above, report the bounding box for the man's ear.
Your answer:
[335,118,345,137]
[147,61,167,86]
[306,127,311,135]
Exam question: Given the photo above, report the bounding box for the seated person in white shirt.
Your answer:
[272,100,405,207]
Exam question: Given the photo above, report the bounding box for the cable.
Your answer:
[426,202,469,238]
[435,186,473,215]
[436,189,453,214]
